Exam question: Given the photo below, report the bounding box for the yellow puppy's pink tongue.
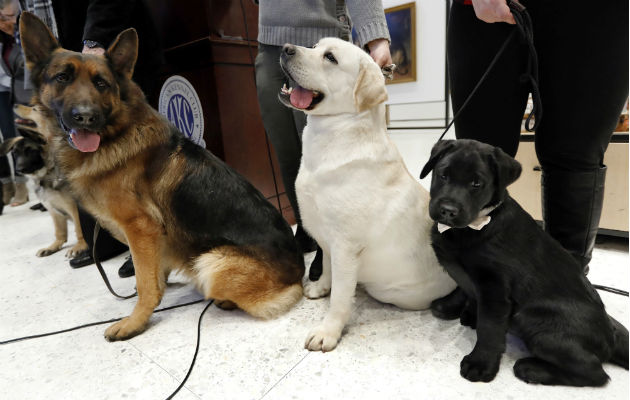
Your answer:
[290,86,314,109]
[70,129,100,152]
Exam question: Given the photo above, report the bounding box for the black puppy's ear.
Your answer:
[0,137,24,156]
[489,147,522,190]
[19,12,60,76]
[106,28,138,79]
[420,140,455,179]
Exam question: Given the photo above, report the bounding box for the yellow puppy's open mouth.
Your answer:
[279,83,324,111]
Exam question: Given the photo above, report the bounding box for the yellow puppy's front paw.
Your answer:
[104,317,145,341]
[304,324,341,352]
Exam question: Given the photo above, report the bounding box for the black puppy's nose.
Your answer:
[71,105,99,126]
[440,204,459,219]
[282,44,296,57]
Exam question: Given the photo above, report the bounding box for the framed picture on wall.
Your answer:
[384,2,416,84]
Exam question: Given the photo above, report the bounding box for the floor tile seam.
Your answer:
[256,295,370,400]
[127,340,203,400]
[258,351,311,400]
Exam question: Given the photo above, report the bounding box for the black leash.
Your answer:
[164,300,214,400]
[0,298,206,345]
[93,222,137,299]
[91,223,217,398]
[593,284,629,297]
[438,0,541,142]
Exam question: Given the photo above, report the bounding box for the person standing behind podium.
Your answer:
[255,0,392,279]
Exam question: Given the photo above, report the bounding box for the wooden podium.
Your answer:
[146,0,295,225]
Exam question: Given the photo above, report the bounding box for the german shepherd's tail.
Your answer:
[193,245,303,319]
[609,315,629,369]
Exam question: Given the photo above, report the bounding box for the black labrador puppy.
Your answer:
[420,139,628,386]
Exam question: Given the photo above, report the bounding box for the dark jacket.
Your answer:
[51,0,163,74]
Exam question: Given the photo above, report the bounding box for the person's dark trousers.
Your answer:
[447,0,629,269]
[255,44,320,274]
[255,44,307,228]
[0,92,17,187]
[72,207,128,268]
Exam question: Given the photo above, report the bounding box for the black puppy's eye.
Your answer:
[55,73,69,83]
[440,174,448,181]
[324,52,337,64]
[471,179,481,188]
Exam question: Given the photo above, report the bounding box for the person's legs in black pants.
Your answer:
[448,2,530,157]
[432,3,532,318]
[448,0,628,270]
[255,43,321,279]
[70,208,130,269]
[528,0,629,269]
[0,91,17,207]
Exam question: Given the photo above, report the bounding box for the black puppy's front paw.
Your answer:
[460,351,500,382]
[430,287,466,320]
[460,303,477,329]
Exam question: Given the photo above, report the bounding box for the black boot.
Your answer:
[294,225,318,253]
[308,246,323,281]
[541,166,606,272]
[118,256,135,278]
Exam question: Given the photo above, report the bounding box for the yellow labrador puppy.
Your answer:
[279,38,456,352]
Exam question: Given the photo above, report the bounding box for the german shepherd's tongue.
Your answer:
[290,85,314,109]
[70,129,101,152]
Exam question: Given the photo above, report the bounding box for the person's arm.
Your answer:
[81,0,136,54]
[471,0,515,24]
[346,0,392,67]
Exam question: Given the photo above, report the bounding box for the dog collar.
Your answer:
[437,202,503,233]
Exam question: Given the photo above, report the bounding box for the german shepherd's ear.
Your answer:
[106,28,138,80]
[0,137,24,156]
[19,12,59,75]
[420,140,456,179]
[488,146,522,191]
[353,58,388,113]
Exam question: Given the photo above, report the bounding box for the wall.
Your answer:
[382,0,448,129]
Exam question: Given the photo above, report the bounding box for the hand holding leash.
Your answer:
[471,0,516,24]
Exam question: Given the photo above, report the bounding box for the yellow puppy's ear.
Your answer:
[353,58,388,113]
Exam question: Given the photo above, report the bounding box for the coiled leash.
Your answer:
[437,0,541,142]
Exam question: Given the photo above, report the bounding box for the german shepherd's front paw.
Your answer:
[460,351,501,382]
[66,240,89,258]
[36,240,64,257]
[104,317,146,341]
[304,324,341,352]
[303,278,331,299]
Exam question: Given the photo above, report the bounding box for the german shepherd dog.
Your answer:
[0,104,88,258]
[19,12,304,341]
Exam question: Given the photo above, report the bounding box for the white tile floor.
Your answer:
[1,180,628,399]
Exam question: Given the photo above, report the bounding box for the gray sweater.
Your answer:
[258,0,390,48]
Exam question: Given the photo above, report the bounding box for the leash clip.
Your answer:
[382,64,396,80]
